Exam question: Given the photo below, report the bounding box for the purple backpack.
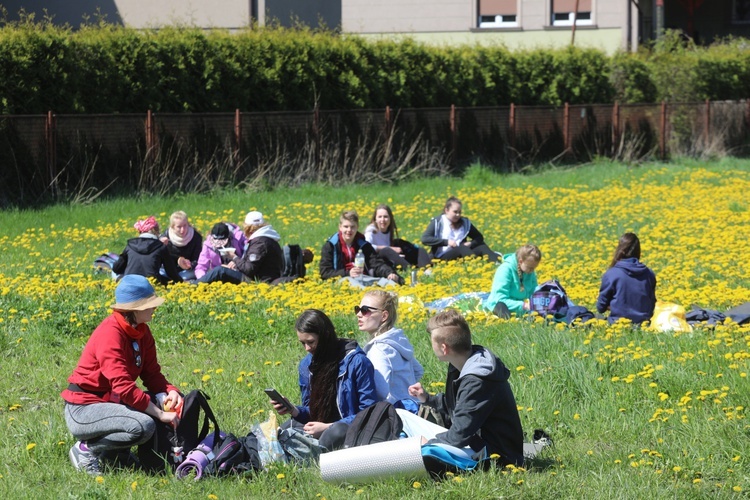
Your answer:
[530,280,568,316]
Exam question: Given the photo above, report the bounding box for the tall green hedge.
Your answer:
[1,22,749,114]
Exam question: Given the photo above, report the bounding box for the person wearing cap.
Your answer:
[112,216,182,285]
[61,275,183,475]
[194,222,246,280]
[159,211,203,276]
[198,211,284,284]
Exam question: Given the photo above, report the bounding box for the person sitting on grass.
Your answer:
[421,196,498,263]
[112,216,182,285]
[364,204,432,270]
[194,222,245,280]
[596,232,657,325]
[159,211,203,279]
[408,309,524,467]
[357,289,424,404]
[199,211,284,284]
[270,309,378,452]
[483,244,542,318]
[61,275,183,475]
[319,210,403,286]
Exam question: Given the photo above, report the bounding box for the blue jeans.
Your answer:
[199,266,246,284]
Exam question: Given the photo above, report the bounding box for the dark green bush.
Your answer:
[1,22,750,114]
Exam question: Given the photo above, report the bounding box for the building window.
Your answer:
[478,0,518,28]
[733,0,750,23]
[551,0,593,26]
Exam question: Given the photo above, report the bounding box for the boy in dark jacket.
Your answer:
[319,210,403,284]
[409,309,524,466]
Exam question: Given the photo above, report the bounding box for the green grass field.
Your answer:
[0,159,748,498]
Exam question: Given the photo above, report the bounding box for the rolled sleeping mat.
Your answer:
[175,444,212,479]
[175,431,225,480]
[320,437,428,484]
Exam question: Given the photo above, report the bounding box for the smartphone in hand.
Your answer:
[264,388,295,413]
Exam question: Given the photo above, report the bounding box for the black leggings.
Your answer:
[438,244,498,263]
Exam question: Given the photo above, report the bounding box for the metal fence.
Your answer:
[1,100,749,207]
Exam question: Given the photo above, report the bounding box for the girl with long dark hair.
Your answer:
[596,232,657,325]
[270,309,377,451]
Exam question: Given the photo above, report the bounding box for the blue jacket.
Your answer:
[295,339,378,425]
[596,258,657,325]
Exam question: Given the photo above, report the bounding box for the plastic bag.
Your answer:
[251,414,286,466]
[651,301,693,333]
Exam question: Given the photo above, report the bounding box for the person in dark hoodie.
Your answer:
[408,309,524,467]
[199,211,284,284]
[112,216,182,285]
[596,232,657,325]
[269,309,378,451]
[319,210,403,285]
[159,211,203,279]
[421,196,498,262]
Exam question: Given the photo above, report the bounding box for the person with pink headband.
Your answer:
[112,216,182,285]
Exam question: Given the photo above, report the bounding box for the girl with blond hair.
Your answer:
[356,289,424,403]
[483,244,542,318]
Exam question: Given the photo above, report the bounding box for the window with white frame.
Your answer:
[551,0,592,26]
[478,0,518,28]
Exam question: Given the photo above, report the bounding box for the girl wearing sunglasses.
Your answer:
[270,309,377,451]
[357,290,424,405]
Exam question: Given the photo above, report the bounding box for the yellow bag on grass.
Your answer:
[651,301,693,333]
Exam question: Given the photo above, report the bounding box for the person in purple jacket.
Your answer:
[194,222,245,280]
[596,233,657,325]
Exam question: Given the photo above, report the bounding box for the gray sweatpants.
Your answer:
[64,402,156,454]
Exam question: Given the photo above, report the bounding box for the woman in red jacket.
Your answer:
[61,275,183,475]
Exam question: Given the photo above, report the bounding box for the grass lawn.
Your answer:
[0,159,748,498]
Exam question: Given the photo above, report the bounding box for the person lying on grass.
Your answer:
[61,275,183,475]
[408,308,524,467]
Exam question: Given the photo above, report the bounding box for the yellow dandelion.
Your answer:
[131,481,137,491]
[202,374,211,382]
[208,495,218,500]
[26,443,36,451]
[277,473,285,479]
[95,476,104,484]
[412,481,422,488]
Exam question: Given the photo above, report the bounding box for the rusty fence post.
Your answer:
[145,109,155,163]
[612,101,620,157]
[234,108,242,167]
[563,102,571,154]
[384,105,392,136]
[313,105,320,171]
[704,99,710,147]
[660,101,667,161]
[450,104,457,168]
[45,110,57,196]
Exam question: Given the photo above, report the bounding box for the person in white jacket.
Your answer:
[356,289,424,404]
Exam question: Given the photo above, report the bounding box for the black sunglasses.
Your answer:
[132,341,142,368]
[354,305,381,315]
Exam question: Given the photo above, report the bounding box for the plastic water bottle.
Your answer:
[354,250,365,284]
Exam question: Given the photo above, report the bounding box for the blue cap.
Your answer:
[112,275,165,311]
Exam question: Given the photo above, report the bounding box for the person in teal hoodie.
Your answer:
[483,245,542,318]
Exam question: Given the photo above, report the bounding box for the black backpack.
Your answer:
[138,390,219,474]
[282,244,307,278]
[343,401,403,448]
[203,432,262,476]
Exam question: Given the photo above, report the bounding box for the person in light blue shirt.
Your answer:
[484,245,542,318]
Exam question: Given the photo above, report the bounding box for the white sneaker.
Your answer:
[69,441,102,475]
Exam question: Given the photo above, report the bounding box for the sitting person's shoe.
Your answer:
[69,441,102,475]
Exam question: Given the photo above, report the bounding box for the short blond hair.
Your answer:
[169,211,189,228]
[363,289,398,330]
